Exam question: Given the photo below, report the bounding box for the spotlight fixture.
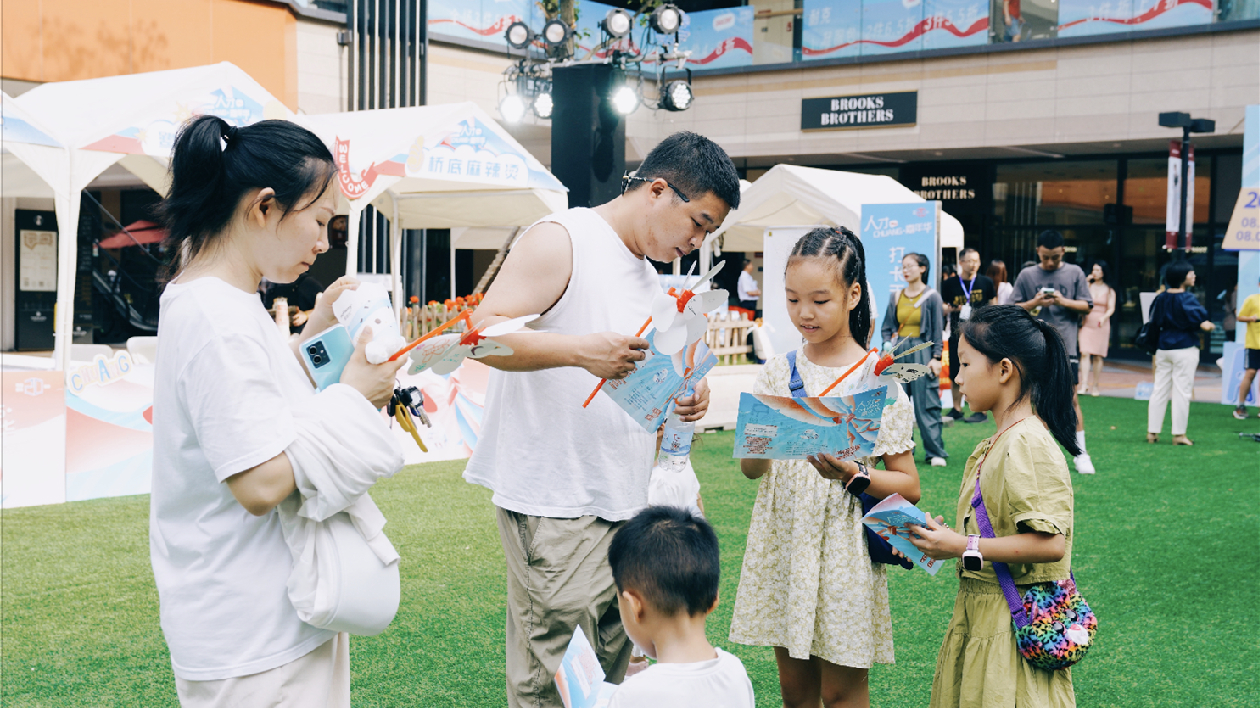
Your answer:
[504,21,533,50]
[649,4,684,35]
[533,90,554,119]
[611,85,640,116]
[499,94,527,123]
[660,80,693,111]
[601,8,634,38]
[541,18,571,47]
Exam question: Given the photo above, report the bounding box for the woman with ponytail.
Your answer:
[149,116,405,707]
[905,306,1081,707]
[730,227,920,707]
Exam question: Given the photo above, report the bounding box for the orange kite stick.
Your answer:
[387,311,471,362]
[818,349,877,397]
[582,315,653,409]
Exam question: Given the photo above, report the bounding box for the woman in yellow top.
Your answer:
[905,306,1081,708]
[1233,275,1260,419]
[880,253,947,466]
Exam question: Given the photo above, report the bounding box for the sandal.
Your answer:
[1146,433,1159,444]
[1172,435,1194,446]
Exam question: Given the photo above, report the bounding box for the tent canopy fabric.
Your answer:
[295,102,567,231]
[16,61,292,193]
[9,62,290,374]
[706,165,965,252]
[2,93,62,148]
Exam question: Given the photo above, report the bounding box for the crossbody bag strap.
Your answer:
[968,436,1032,628]
[786,350,807,399]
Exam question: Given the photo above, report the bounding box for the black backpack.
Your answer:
[1133,294,1164,355]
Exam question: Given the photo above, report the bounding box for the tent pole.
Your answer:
[53,158,80,375]
[390,199,403,321]
[345,207,362,278]
[450,239,457,301]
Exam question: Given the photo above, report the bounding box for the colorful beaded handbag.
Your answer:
[971,472,1098,671]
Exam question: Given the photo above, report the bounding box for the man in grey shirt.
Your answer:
[1012,229,1096,474]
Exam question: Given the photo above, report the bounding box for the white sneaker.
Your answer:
[929,457,948,468]
[1074,453,1095,475]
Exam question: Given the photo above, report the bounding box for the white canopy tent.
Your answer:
[701,165,965,271]
[2,92,65,196]
[9,62,291,373]
[295,103,567,315]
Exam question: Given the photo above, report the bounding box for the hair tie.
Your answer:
[222,124,240,149]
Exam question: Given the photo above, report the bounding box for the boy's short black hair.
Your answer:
[1038,230,1065,249]
[627,132,741,211]
[608,506,720,617]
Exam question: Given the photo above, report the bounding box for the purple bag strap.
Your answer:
[970,478,1031,628]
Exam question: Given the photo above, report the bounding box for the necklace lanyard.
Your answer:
[959,274,976,304]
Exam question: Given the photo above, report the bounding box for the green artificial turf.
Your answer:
[2,397,1256,706]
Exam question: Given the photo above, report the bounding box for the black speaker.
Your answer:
[551,63,625,209]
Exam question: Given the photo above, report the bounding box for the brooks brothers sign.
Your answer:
[802,92,917,131]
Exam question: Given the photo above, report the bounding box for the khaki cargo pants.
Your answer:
[495,507,632,708]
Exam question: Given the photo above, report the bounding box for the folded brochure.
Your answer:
[555,625,618,708]
[604,330,717,432]
[733,386,887,460]
[862,493,943,575]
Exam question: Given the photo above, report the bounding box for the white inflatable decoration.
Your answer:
[332,282,408,365]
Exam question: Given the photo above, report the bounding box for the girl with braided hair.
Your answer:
[730,227,921,708]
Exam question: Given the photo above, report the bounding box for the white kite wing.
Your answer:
[469,339,514,359]
[881,362,931,383]
[690,261,725,291]
[407,334,461,375]
[430,344,474,375]
[651,292,681,333]
[479,314,540,338]
[653,324,690,356]
[685,288,729,318]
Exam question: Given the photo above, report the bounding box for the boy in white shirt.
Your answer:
[606,507,755,708]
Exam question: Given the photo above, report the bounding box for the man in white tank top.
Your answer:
[463,132,742,708]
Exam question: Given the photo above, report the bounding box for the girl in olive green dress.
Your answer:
[905,306,1081,708]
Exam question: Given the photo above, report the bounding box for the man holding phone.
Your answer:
[1012,229,1096,474]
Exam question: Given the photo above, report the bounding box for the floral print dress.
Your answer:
[729,348,915,668]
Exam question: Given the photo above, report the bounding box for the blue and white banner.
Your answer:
[861,203,939,349]
[860,0,926,55]
[802,0,863,60]
[1057,0,1212,37]
[922,0,990,49]
[679,7,755,70]
[428,0,531,44]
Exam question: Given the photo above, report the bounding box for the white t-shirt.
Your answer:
[150,277,334,681]
[737,270,760,302]
[607,648,754,708]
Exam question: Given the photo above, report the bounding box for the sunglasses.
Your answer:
[621,172,690,203]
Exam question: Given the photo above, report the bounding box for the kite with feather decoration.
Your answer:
[404,314,540,376]
[649,261,729,355]
[862,340,935,388]
[582,262,728,408]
